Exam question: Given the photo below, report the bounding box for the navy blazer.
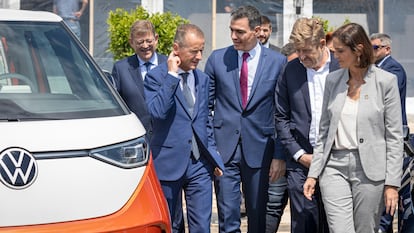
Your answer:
[205,45,286,168]
[111,53,167,132]
[144,63,224,181]
[275,54,340,170]
[377,56,407,125]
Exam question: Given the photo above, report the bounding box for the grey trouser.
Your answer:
[319,149,384,233]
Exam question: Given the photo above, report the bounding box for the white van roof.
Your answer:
[0,9,62,22]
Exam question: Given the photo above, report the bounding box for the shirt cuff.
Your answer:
[168,71,179,78]
[293,149,306,161]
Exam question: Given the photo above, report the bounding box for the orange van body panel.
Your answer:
[0,155,171,233]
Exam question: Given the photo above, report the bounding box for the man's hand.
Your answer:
[269,159,286,182]
[214,167,223,177]
[74,11,83,18]
[167,51,180,73]
[384,185,399,216]
[298,153,313,168]
[303,177,317,201]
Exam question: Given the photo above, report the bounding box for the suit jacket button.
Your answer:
[188,139,192,144]
[359,138,364,143]
[235,130,239,134]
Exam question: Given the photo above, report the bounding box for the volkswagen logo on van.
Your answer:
[0,148,38,189]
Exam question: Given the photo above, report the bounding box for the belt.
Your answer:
[63,18,78,22]
[330,149,358,155]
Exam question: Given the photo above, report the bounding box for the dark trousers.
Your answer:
[265,176,288,233]
[287,169,328,233]
[161,157,213,233]
[214,143,269,233]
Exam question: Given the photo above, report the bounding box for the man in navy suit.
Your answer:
[370,33,407,126]
[205,5,286,232]
[274,17,340,233]
[145,24,224,233]
[257,14,289,233]
[111,20,167,135]
[370,33,409,233]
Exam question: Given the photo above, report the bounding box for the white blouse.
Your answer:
[333,96,359,150]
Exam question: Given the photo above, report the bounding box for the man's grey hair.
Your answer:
[370,33,392,46]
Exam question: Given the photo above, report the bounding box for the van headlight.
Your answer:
[89,137,149,168]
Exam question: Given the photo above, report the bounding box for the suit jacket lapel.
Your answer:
[229,49,243,109]
[175,71,197,119]
[246,48,266,109]
[193,70,201,119]
[299,67,312,117]
[357,66,375,126]
[325,69,348,149]
[128,56,144,92]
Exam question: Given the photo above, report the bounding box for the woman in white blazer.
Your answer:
[303,23,403,233]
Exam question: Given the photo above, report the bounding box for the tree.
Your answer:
[107,6,189,61]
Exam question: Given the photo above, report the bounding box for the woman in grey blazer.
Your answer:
[303,23,403,233]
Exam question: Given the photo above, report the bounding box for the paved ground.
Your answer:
[209,201,291,232]
[186,181,399,232]
[187,114,414,232]
[209,200,398,233]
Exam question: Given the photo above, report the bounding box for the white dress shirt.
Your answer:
[293,50,332,161]
[237,42,261,99]
[137,53,159,80]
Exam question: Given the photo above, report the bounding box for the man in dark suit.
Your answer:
[257,14,289,233]
[274,17,340,233]
[258,15,281,52]
[370,33,408,233]
[111,20,167,136]
[205,5,286,232]
[370,33,407,126]
[145,24,224,233]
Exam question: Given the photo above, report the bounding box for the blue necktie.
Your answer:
[180,72,200,160]
[180,72,194,115]
[143,62,152,72]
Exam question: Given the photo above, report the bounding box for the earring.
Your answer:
[357,56,360,64]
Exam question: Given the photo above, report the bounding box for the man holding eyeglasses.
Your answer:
[370,33,410,233]
[111,20,167,137]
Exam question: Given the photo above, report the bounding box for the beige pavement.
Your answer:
[209,201,291,232]
[186,181,399,232]
[189,114,414,232]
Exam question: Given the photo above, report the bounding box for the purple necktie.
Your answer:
[240,52,249,108]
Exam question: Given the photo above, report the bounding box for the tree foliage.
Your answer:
[314,16,351,33]
[107,6,189,61]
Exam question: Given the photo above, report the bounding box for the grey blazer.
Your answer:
[308,65,403,187]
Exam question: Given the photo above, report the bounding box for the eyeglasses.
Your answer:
[135,38,155,46]
[372,45,386,50]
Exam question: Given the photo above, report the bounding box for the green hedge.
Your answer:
[107,6,189,61]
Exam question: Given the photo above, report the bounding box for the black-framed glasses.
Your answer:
[135,38,155,46]
[372,45,386,50]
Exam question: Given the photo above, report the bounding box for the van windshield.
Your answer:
[0,21,127,121]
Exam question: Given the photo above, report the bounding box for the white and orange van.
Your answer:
[0,9,171,233]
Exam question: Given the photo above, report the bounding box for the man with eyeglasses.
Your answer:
[111,20,167,137]
[370,33,407,127]
[370,33,410,233]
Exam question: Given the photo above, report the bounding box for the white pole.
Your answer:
[89,0,94,55]
[378,0,384,33]
[212,0,216,50]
